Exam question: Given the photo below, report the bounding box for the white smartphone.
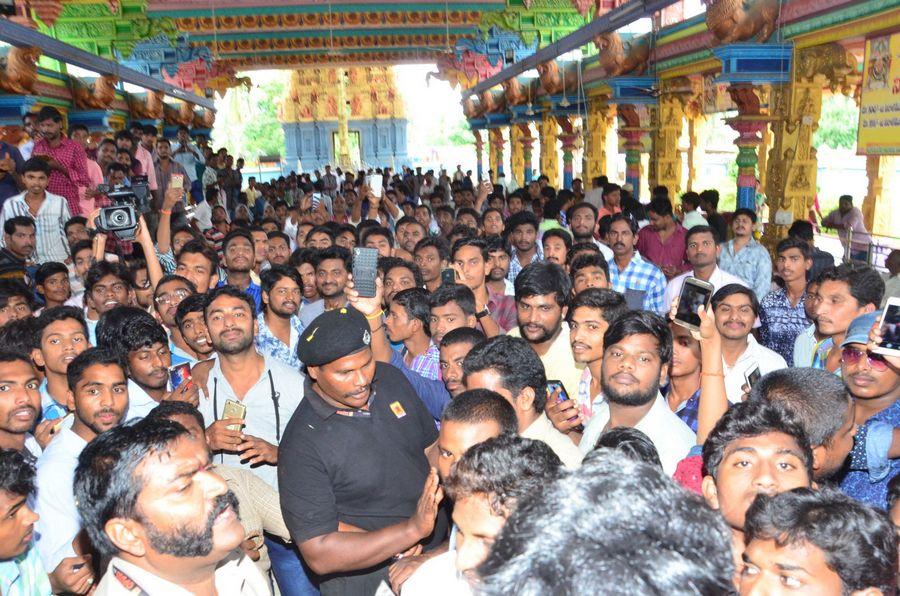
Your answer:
[875,297,900,357]
[674,277,714,332]
[367,175,383,199]
[744,365,761,390]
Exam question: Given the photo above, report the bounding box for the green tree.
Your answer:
[814,94,858,150]
[212,74,285,161]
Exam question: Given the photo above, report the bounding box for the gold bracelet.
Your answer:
[700,371,725,378]
[366,310,384,320]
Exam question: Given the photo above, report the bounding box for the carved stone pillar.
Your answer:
[516,123,535,184]
[863,155,896,236]
[653,82,689,196]
[489,127,505,179]
[618,104,650,201]
[556,115,577,190]
[510,124,525,187]
[473,130,484,182]
[763,43,858,247]
[685,113,704,192]
[585,96,611,184]
[540,110,559,188]
[724,84,769,210]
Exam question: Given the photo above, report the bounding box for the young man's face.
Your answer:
[841,342,900,402]
[37,271,71,305]
[740,538,845,595]
[776,248,811,284]
[365,234,392,258]
[88,274,131,315]
[608,220,636,258]
[732,214,754,237]
[154,280,193,328]
[702,431,811,530]
[264,275,301,319]
[507,197,523,215]
[0,487,38,560]
[453,245,486,292]
[453,494,508,580]
[206,295,256,355]
[516,293,565,345]
[439,342,473,397]
[483,211,503,236]
[542,237,567,266]
[438,419,503,482]
[250,231,268,266]
[33,318,88,376]
[815,280,870,339]
[509,225,536,253]
[65,222,89,247]
[0,360,40,436]
[686,232,719,270]
[0,296,31,327]
[713,292,755,342]
[670,323,701,379]
[172,231,195,257]
[176,253,216,295]
[336,230,356,250]
[385,302,415,344]
[22,171,48,195]
[74,248,92,279]
[224,237,254,273]
[571,265,609,295]
[812,397,856,480]
[397,223,426,254]
[384,267,417,306]
[306,232,333,251]
[414,246,444,284]
[430,302,475,346]
[569,207,597,240]
[486,250,509,282]
[67,362,128,437]
[179,311,213,357]
[127,342,171,391]
[4,225,34,260]
[267,237,291,265]
[569,306,607,364]
[315,258,349,300]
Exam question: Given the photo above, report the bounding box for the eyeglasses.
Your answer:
[155,288,191,305]
[841,346,892,372]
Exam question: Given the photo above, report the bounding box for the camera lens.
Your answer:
[108,208,129,227]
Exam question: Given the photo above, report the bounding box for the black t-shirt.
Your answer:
[278,362,443,594]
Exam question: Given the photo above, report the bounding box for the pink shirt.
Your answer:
[636,224,690,276]
[77,159,104,214]
[134,145,158,191]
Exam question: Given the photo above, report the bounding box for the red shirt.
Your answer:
[32,136,91,215]
[636,224,689,276]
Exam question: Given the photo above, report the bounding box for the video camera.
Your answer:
[94,175,151,241]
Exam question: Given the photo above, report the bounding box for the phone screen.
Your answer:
[746,366,761,389]
[547,380,570,403]
[368,176,383,198]
[676,280,712,328]
[879,303,900,351]
[169,363,192,389]
[441,268,456,286]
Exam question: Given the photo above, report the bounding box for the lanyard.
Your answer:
[213,369,280,442]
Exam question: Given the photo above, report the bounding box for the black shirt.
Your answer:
[278,361,443,595]
[707,212,728,245]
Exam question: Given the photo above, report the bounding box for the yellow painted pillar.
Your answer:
[653,91,685,197]
[585,95,611,184]
[686,114,704,192]
[539,108,559,188]
[863,155,896,237]
[510,124,525,187]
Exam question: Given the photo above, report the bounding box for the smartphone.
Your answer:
[169,362,192,390]
[170,173,184,190]
[352,247,379,298]
[875,298,900,357]
[311,192,323,210]
[547,380,582,432]
[674,277,714,331]
[222,398,247,431]
[441,268,457,286]
[744,365,761,390]
[52,412,74,435]
[367,175,383,199]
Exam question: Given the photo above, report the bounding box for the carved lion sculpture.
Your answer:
[129,90,164,119]
[704,0,779,44]
[193,108,215,128]
[462,96,483,119]
[536,60,579,96]
[593,33,650,77]
[502,77,536,106]
[72,74,118,110]
[479,89,506,114]
[0,46,42,95]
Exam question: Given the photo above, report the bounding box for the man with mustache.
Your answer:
[152,275,198,367]
[0,353,45,458]
[175,294,215,365]
[578,311,695,474]
[256,266,304,370]
[75,417,268,595]
[0,216,34,283]
[35,348,127,594]
[199,285,305,594]
[508,262,585,398]
[298,245,352,330]
[606,213,667,313]
[83,261,134,345]
[30,306,90,422]
[218,230,262,313]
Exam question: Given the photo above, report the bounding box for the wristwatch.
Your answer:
[475,306,491,319]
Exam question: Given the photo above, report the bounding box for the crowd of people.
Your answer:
[0,104,896,595]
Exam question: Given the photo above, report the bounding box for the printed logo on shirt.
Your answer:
[390,401,406,419]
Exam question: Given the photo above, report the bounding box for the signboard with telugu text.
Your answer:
[858,34,900,155]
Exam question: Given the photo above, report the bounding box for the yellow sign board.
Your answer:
[858,34,900,155]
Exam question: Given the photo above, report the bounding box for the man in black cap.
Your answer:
[279,306,446,595]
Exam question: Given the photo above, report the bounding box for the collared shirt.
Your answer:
[200,354,304,489]
[636,224,689,275]
[719,238,773,301]
[597,204,622,219]
[607,253,667,313]
[681,210,708,229]
[840,400,900,509]
[31,137,90,215]
[153,157,189,196]
[125,379,164,422]
[0,141,24,205]
[575,366,602,424]
[485,290,517,333]
[402,342,441,381]
[507,245,543,282]
[34,427,86,572]
[723,335,788,403]
[169,340,194,367]
[0,191,71,264]
[279,364,443,594]
[521,413,583,469]
[171,141,201,183]
[793,323,819,367]
[664,266,748,313]
[508,324,585,399]
[671,387,702,434]
[216,278,262,312]
[255,311,303,369]
[0,542,52,596]
[822,206,871,253]
[389,350,450,421]
[94,551,269,596]
[759,287,811,365]
[133,145,158,191]
[38,380,67,422]
[580,393,696,475]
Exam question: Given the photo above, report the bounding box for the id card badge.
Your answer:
[624,288,647,310]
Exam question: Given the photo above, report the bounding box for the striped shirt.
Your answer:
[0,191,71,264]
[607,253,667,313]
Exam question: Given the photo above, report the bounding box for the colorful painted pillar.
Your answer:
[473,129,484,181]
[510,124,524,186]
[556,115,577,190]
[617,103,648,201]
[489,127,505,179]
[584,95,610,184]
[653,78,692,196]
[724,84,770,210]
[519,123,535,184]
[539,109,559,188]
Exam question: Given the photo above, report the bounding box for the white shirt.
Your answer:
[723,334,787,403]
[522,413,583,469]
[580,393,695,475]
[793,324,819,368]
[0,191,71,264]
[402,550,472,596]
[663,266,747,312]
[199,353,304,489]
[34,427,87,572]
[125,379,165,422]
[508,324,586,404]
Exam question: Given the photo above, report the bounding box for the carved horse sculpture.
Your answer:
[72,74,119,110]
[501,77,538,106]
[536,60,579,96]
[129,90,164,119]
[479,89,506,114]
[593,33,650,77]
[704,0,779,44]
[0,46,42,95]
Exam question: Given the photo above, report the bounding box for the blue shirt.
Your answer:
[38,380,66,422]
[607,253,667,313]
[0,542,52,596]
[507,245,543,283]
[673,388,702,434]
[759,288,811,365]
[840,400,900,509]
[389,349,450,422]
[256,311,303,369]
[216,279,262,312]
[719,239,772,301]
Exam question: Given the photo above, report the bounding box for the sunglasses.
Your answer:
[841,346,892,372]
